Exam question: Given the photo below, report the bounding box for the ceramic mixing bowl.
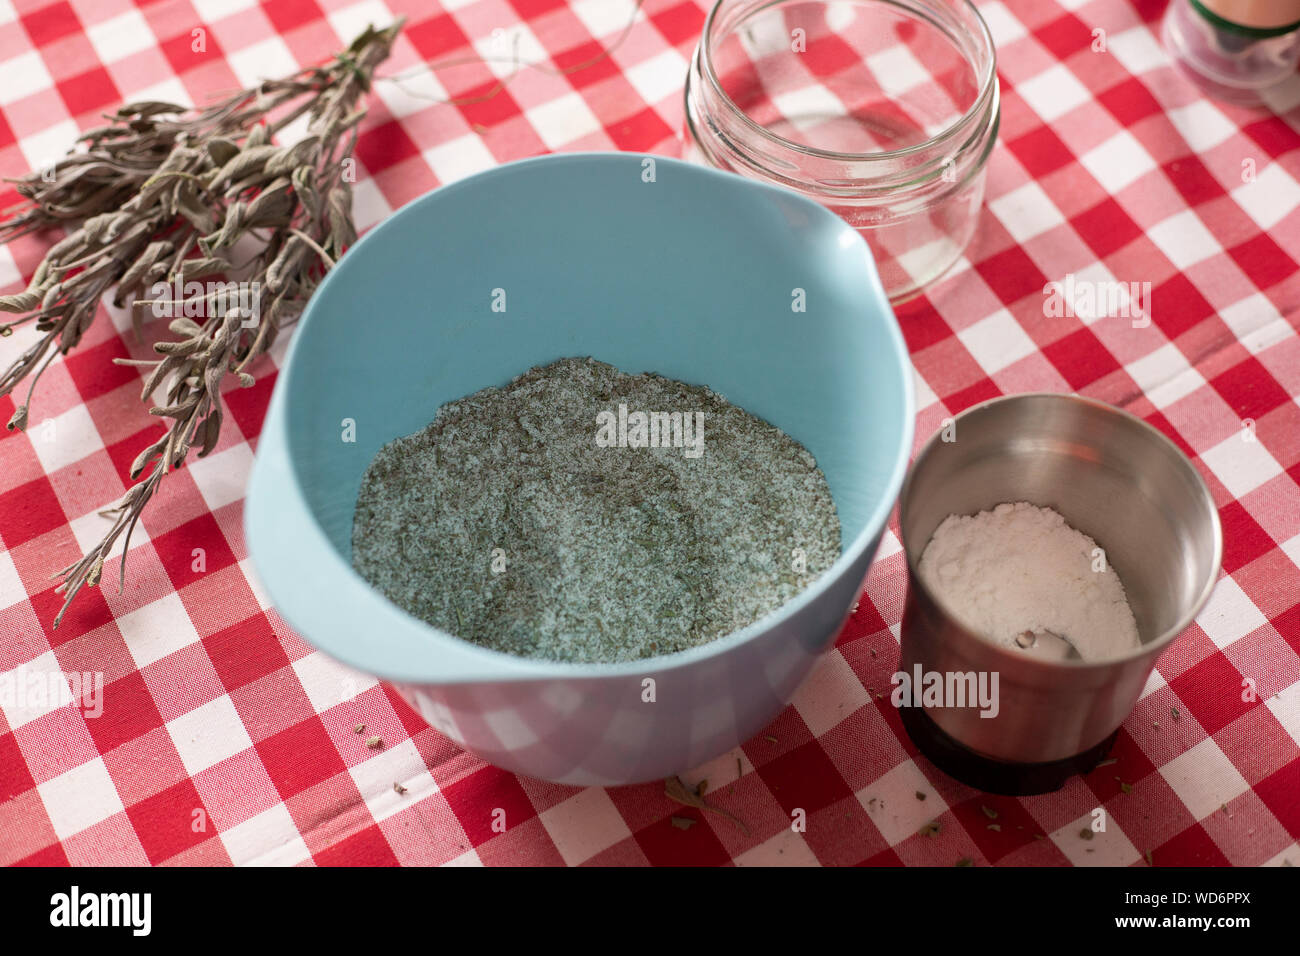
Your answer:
[245,153,914,784]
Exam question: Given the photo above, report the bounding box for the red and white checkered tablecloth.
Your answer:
[0,0,1297,867]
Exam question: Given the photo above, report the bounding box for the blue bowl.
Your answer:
[245,153,914,784]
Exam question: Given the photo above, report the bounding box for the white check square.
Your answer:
[526,92,603,150]
[772,83,846,133]
[1160,737,1249,821]
[623,48,689,106]
[0,50,53,104]
[38,758,125,840]
[1016,64,1090,123]
[978,2,1027,48]
[737,10,793,59]
[1107,26,1168,75]
[166,694,254,776]
[1195,576,1268,650]
[988,180,1065,243]
[227,37,299,90]
[424,135,497,185]
[1139,666,1167,699]
[373,65,447,119]
[0,547,23,610]
[1200,430,1283,499]
[327,2,396,51]
[445,847,483,866]
[187,442,255,513]
[790,650,870,738]
[117,593,202,670]
[913,367,938,412]
[571,0,642,38]
[1166,100,1236,153]
[857,761,947,846]
[351,177,392,233]
[192,0,257,19]
[1283,532,1300,575]
[86,9,157,63]
[1052,811,1140,866]
[1147,209,1221,270]
[349,738,437,823]
[0,243,19,288]
[69,506,150,561]
[1240,318,1292,356]
[1125,343,1204,408]
[1232,162,1300,231]
[120,77,192,110]
[1219,293,1281,342]
[292,650,378,714]
[1080,130,1157,194]
[21,120,80,174]
[734,829,820,866]
[1047,262,1127,326]
[28,402,103,475]
[898,236,962,286]
[866,45,931,97]
[958,308,1037,374]
[473,23,548,81]
[219,803,312,866]
[0,651,69,730]
[539,787,632,865]
[1265,680,1300,749]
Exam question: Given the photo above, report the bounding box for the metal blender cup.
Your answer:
[897,394,1223,795]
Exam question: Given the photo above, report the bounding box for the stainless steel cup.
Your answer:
[897,393,1222,794]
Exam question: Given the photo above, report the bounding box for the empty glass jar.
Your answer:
[684,0,1000,303]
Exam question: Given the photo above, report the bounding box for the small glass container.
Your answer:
[1163,0,1300,105]
[684,0,999,304]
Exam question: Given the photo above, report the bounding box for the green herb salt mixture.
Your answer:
[351,357,840,663]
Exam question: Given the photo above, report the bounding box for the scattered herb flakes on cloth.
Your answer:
[664,776,749,836]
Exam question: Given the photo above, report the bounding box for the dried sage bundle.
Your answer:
[0,22,402,627]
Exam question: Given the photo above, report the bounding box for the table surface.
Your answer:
[1,0,1298,867]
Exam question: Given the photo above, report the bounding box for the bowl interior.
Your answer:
[272,154,913,671]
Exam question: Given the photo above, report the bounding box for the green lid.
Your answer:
[1189,0,1300,39]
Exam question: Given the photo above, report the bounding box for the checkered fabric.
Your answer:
[1,0,1298,867]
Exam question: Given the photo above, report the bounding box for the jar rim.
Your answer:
[698,0,1000,164]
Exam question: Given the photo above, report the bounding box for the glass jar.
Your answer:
[1162,0,1300,105]
[684,0,1000,304]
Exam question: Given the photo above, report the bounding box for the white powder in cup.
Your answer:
[917,501,1140,661]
